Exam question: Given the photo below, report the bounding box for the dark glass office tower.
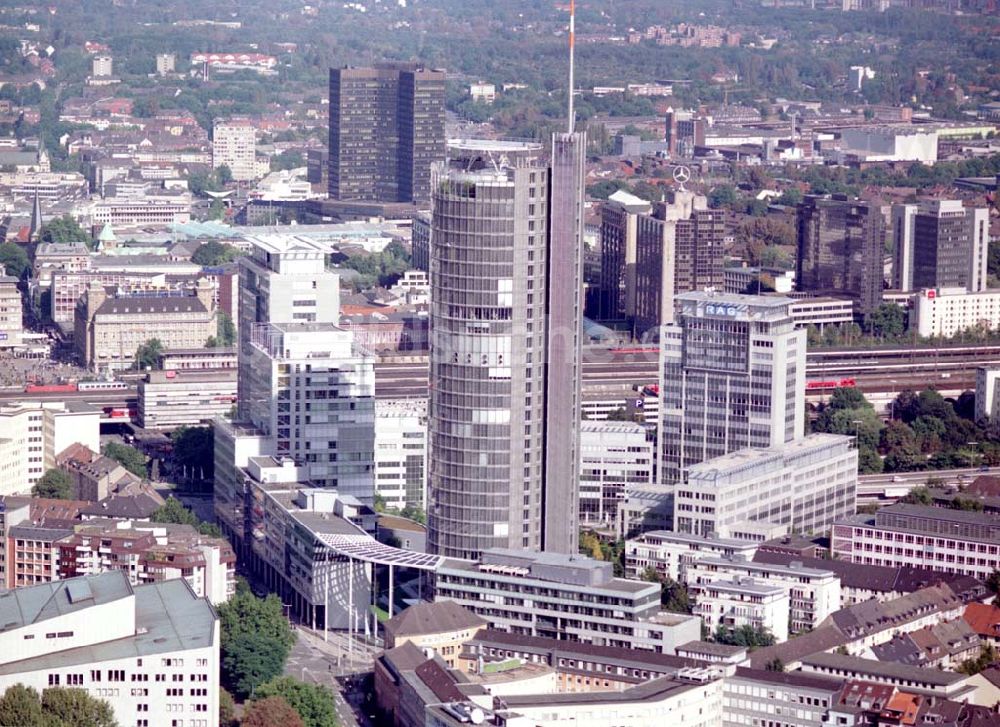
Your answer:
[328,63,445,204]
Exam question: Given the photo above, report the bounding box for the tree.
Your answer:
[102,441,147,478]
[216,312,236,347]
[814,387,884,474]
[400,504,426,525]
[171,426,214,481]
[191,241,243,267]
[150,496,220,536]
[38,215,88,244]
[901,486,933,505]
[764,658,785,672]
[0,242,29,278]
[215,165,234,186]
[253,677,338,727]
[714,624,776,650]
[32,468,73,499]
[579,530,603,560]
[218,589,296,698]
[40,687,117,727]
[866,303,905,339]
[270,150,305,171]
[959,644,997,675]
[134,338,163,370]
[220,688,238,727]
[223,634,289,699]
[0,685,116,727]
[707,184,739,209]
[0,685,45,727]
[242,696,305,727]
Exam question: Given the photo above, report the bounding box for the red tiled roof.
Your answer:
[963,602,1000,638]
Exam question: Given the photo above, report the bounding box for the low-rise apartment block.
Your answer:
[624,530,759,583]
[434,548,701,654]
[0,571,220,727]
[691,577,790,643]
[686,556,840,634]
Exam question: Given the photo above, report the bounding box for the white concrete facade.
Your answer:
[374,399,428,511]
[685,556,840,633]
[0,572,219,727]
[692,577,790,643]
[674,433,858,539]
[624,531,759,583]
[913,287,1000,338]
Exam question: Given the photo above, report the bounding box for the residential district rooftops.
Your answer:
[500,675,700,708]
[383,601,486,640]
[443,548,655,593]
[732,667,842,692]
[0,570,131,632]
[801,652,966,687]
[0,577,215,675]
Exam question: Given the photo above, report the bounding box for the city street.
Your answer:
[283,625,382,727]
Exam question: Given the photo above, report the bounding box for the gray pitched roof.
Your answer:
[383,601,486,640]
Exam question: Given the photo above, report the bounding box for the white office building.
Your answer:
[0,276,22,349]
[435,549,702,654]
[212,120,257,182]
[92,55,113,77]
[0,401,100,495]
[686,556,840,633]
[138,369,237,430]
[579,421,653,529]
[375,399,428,511]
[658,292,806,485]
[976,367,1000,426]
[624,531,759,583]
[839,127,938,164]
[912,287,1000,339]
[0,571,219,727]
[692,577,790,643]
[237,236,375,501]
[675,433,858,539]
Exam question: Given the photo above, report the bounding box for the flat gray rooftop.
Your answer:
[0,578,215,674]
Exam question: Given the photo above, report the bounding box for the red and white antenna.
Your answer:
[567,0,576,133]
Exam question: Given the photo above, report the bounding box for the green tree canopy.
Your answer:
[102,441,147,478]
[814,386,884,473]
[191,241,244,267]
[242,696,305,727]
[0,243,29,279]
[218,588,296,698]
[40,686,117,727]
[171,426,214,481]
[135,338,164,370]
[252,677,337,727]
[216,312,236,347]
[150,496,221,536]
[39,215,88,245]
[714,624,776,650]
[0,685,117,727]
[865,303,906,339]
[32,468,73,499]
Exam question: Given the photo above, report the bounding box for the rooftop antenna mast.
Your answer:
[567,0,576,133]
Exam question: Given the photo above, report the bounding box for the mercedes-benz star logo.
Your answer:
[672,166,691,185]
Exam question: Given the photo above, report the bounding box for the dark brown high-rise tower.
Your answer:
[328,63,445,204]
